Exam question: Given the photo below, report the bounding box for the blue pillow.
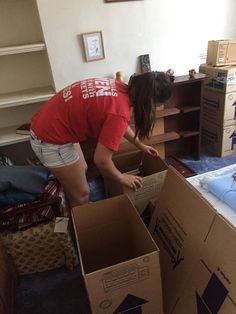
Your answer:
[0,166,49,194]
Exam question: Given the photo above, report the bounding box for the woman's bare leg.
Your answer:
[49,144,89,208]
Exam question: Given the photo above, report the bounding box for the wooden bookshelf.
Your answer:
[157,73,207,159]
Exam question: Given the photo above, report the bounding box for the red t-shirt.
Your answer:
[31,78,131,151]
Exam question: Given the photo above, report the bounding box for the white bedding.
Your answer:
[187,163,236,227]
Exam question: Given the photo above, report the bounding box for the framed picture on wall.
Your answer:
[81,31,105,62]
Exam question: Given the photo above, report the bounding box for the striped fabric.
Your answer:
[0,179,63,231]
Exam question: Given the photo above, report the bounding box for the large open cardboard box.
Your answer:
[104,151,168,214]
[72,195,163,314]
[149,167,236,314]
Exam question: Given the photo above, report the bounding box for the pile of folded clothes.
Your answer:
[200,166,236,210]
[0,165,78,274]
[0,165,62,231]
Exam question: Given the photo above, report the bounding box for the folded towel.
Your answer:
[200,172,236,210]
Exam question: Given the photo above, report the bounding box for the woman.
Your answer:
[30,71,172,207]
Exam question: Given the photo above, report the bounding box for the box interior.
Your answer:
[72,195,157,274]
[113,151,167,177]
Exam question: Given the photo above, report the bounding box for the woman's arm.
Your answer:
[94,142,142,190]
[124,126,159,156]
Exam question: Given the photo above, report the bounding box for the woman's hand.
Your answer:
[139,143,159,156]
[120,173,143,191]
[124,127,159,157]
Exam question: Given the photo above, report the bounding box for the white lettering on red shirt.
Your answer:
[81,78,118,99]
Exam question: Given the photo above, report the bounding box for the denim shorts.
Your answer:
[30,131,80,168]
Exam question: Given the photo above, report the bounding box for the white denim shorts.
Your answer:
[30,130,80,168]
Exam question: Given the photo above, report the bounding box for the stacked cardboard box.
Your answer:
[199,40,236,156]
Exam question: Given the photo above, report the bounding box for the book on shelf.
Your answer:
[27,156,42,166]
[139,54,151,73]
[16,123,31,135]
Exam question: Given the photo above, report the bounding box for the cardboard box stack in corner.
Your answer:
[72,195,164,314]
[148,166,236,314]
[199,39,236,157]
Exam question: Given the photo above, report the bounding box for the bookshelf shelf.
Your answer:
[0,86,55,109]
[178,130,200,138]
[149,132,180,144]
[156,107,180,118]
[181,106,201,113]
[0,43,46,56]
[0,126,30,147]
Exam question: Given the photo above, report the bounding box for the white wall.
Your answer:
[37,0,236,91]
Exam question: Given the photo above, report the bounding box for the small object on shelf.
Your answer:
[139,54,151,73]
[166,68,175,82]
[116,71,124,82]
[27,156,42,166]
[15,123,31,135]
[189,69,196,79]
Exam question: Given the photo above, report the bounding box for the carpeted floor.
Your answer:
[16,154,236,314]
[16,265,91,314]
[180,153,236,174]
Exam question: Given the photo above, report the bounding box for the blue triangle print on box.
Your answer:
[196,292,211,314]
[196,273,228,314]
[113,294,148,314]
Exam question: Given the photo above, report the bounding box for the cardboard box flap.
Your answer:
[201,215,236,303]
[72,195,158,275]
[175,214,236,314]
[140,153,168,176]
[112,150,168,176]
[149,167,217,313]
[112,151,143,172]
[154,166,217,218]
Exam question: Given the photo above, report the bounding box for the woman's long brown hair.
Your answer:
[128,71,172,140]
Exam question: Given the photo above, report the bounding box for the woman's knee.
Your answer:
[69,187,90,207]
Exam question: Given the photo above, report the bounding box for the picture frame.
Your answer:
[81,31,105,62]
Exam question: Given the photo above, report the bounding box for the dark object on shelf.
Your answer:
[115,71,124,82]
[139,54,151,73]
[0,152,13,166]
[166,68,175,82]
[15,123,31,135]
[27,156,42,166]
[189,68,196,79]
[166,156,196,178]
